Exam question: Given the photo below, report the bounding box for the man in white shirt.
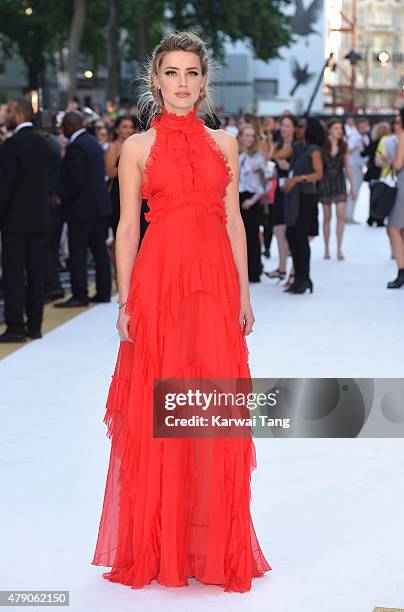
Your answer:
[346,118,370,223]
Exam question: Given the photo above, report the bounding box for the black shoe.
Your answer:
[89,294,111,303]
[0,330,26,343]
[25,326,42,339]
[45,288,65,303]
[54,297,89,308]
[263,248,270,258]
[387,269,404,289]
[265,268,286,281]
[283,277,299,292]
[289,279,313,294]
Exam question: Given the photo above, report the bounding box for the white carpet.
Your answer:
[1,184,403,612]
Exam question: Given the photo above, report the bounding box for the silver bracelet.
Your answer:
[117,301,127,310]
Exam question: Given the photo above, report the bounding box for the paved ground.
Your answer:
[1,184,404,612]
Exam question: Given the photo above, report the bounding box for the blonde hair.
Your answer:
[371,121,390,142]
[237,123,260,155]
[137,29,219,128]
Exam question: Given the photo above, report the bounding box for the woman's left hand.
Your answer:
[241,198,253,209]
[239,296,255,335]
[283,177,298,193]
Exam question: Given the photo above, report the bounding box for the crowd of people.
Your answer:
[0,97,403,342]
[232,109,404,293]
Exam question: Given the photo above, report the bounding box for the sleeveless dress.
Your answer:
[318,152,347,204]
[91,103,271,592]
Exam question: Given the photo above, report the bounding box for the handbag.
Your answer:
[369,169,398,220]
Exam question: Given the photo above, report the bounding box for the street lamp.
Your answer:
[344,50,362,65]
[83,70,93,79]
[377,51,390,66]
[344,50,363,111]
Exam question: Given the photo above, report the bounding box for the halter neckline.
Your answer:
[162,103,198,119]
[153,103,204,133]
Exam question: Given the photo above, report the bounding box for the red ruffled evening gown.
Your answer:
[91,102,271,592]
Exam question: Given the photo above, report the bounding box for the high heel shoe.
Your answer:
[283,272,295,289]
[283,276,299,293]
[265,268,286,280]
[289,279,313,294]
[387,269,404,289]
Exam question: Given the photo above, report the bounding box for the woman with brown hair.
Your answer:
[92,30,271,592]
[319,119,354,260]
[265,113,298,280]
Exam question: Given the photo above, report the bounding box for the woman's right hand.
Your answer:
[277,159,290,171]
[117,309,133,343]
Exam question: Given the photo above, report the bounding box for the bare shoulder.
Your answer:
[204,126,238,160]
[120,128,157,169]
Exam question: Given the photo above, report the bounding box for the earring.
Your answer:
[153,85,160,102]
[199,88,206,100]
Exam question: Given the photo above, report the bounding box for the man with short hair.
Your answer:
[0,99,52,342]
[346,118,370,223]
[55,111,112,308]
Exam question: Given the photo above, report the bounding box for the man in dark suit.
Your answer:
[54,111,112,308]
[0,99,52,342]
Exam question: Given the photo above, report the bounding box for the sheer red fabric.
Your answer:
[91,103,272,592]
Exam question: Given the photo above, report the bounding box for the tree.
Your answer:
[0,0,293,102]
[106,0,121,102]
[122,0,293,66]
[0,0,68,90]
[67,0,87,98]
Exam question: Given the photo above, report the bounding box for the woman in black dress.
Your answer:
[319,119,354,260]
[282,117,324,294]
[105,116,145,288]
[105,116,137,237]
[265,113,298,281]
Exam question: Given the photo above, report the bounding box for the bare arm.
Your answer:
[344,153,355,192]
[221,131,255,335]
[115,134,144,341]
[105,141,120,178]
[271,144,293,160]
[283,149,323,192]
[393,134,404,172]
[306,149,323,182]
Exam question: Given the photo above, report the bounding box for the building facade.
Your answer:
[325,0,404,112]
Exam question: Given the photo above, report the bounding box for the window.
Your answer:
[254,79,278,98]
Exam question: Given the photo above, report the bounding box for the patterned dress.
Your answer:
[319,152,347,204]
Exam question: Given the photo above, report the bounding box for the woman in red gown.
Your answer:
[92,31,271,593]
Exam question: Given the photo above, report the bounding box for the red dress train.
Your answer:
[91,103,271,592]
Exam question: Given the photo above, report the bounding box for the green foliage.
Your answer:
[0,0,69,82]
[0,0,293,87]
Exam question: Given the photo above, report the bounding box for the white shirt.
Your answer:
[69,128,86,144]
[239,151,266,194]
[225,125,239,137]
[382,134,398,163]
[15,121,33,132]
[348,129,370,166]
